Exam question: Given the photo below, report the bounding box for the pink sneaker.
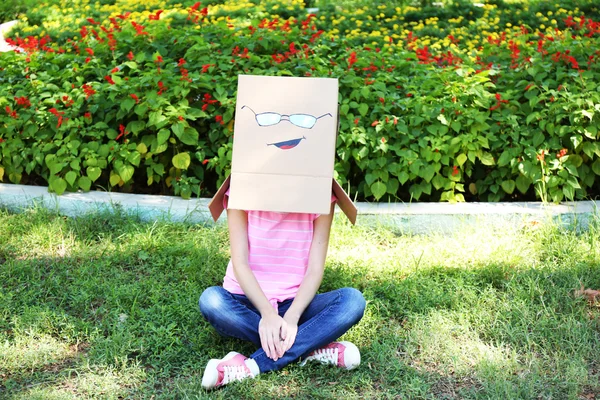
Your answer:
[300,341,361,370]
[201,352,259,390]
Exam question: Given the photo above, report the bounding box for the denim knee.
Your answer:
[198,286,227,320]
[339,287,366,324]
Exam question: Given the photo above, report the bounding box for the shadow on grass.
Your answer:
[1,207,599,398]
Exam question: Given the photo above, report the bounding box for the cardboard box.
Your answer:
[208,75,357,224]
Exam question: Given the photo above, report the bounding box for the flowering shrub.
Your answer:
[1,0,599,202]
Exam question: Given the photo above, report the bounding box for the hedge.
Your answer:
[1,0,599,202]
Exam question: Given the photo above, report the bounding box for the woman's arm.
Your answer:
[227,208,286,360]
[281,201,335,351]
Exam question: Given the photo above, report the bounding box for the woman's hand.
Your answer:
[281,316,298,353]
[259,312,286,361]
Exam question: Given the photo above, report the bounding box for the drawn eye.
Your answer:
[289,114,317,129]
[255,113,281,126]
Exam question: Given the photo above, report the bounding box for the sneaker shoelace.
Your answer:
[311,346,339,365]
[222,365,250,384]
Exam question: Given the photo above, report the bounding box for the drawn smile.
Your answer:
[267,136,306,150]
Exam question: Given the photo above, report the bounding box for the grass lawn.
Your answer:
[0,206,599,399]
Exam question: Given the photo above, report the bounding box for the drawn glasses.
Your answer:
[241,105,332,129]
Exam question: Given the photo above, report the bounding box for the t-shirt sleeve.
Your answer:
[223,189,230,210]
[313,193,337,221]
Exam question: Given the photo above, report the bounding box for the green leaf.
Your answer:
[516,175,530,194]
[497,151,512,167]
[456,153,468,166]
[117,164,134,182]
[341,104,349,115]
[148,111,167,128]
[172,122,185,138]
[480,152,495,166]
[365,173,376,186]
[121,98,135,112]
[172,152,191,170]
[451,121,461,133]
[398,171,409,185]
[501,179,515,194]
[78,176,92,191]
[51,177,67,195]
[386,178,399,194]
[87,167,102,182]
[157,129,170,145]
[358,103,368,117]
[129,120,146,134]
[370,181,386,200]
[180,128,199,146]
[563,184,575,200]
[432,174,446,190]
[532,131,545,147]
[65,171,77,186]
[592,159,600,176]
[421,165,435,182]
[110,172,121,186]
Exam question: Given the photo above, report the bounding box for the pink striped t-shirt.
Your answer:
[223,192,336,311]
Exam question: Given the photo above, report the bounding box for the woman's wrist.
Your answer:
[283,311,300,325]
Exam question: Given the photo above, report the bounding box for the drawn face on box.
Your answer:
[231,75,338,180]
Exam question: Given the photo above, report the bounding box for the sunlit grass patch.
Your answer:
[1,206,599,398]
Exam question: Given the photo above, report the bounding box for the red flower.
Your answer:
[354,118,360,125]
[155,55,163,63]
[201,63,213,73]
[525,83,534,91]
[149,10,163,20]
[82,84,96,99]
[130,94,139,103]
[131,21,149,36]
[84,112,91,119]
[104,75,115,85]
[202,159,210,165]
[347,51,357,69]
[85,57,91,63]
[381,137,386,144]
[537,150,545,162]
[393,117,398,125]
[116,124,129,141]
[111,67,119,73]
[14,96,31,108]
[157,81,167,95]
[371,120,379,127]
[5,106,18,119]
[406,93,413,97]
[85,48,94,56]
[379,97,385,104]
[191,2,201,11]
[48,107,65,128]
[178,58,186,67]
[215,115,224,125]
[86,18,99,25]
[452,166,459,176]
[127,51,134,60]
[178,116,184,121]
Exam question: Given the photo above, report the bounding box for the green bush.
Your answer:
[1,2,599,202]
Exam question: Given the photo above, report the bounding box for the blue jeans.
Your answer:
[199,286,366,373]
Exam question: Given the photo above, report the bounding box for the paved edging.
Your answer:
[0,20,19,53]
[1,183,597,233]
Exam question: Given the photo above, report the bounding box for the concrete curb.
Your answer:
[0,20,19,53]
[1,183,598,234]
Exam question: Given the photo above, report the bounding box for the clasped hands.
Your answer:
[258,313,298,361]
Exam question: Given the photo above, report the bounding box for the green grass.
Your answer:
[0,206,599,399]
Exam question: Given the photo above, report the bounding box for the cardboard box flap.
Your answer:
[208,175,230,223]
[208,175,357,225]
[332,179,357,225]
